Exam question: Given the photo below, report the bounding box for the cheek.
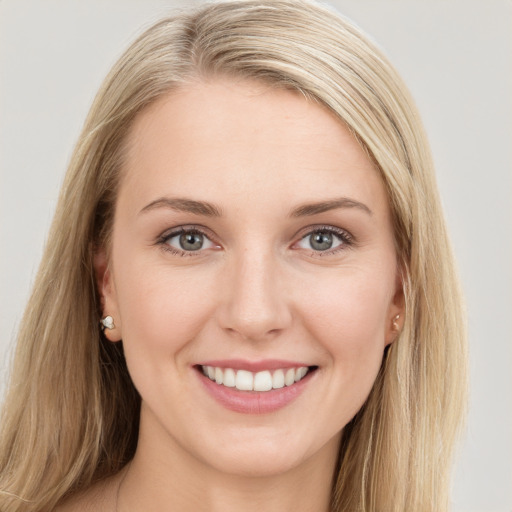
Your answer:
[300,266,393,376]
[113,258,217,368]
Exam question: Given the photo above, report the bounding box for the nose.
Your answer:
[216,248,293,342]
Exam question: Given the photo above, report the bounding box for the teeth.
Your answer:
[202,365,311,392]
[295,366,308,382]
[272,369,285,389]
[236,370,253,391]
[254,371,273,391]
[223,368,236,387]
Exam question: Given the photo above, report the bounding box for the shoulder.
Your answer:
[54,471,124,512]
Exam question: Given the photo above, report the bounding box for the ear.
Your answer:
[384,270,405,346]
[94,247,122,342]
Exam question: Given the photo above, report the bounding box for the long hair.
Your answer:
[0,1,467,510]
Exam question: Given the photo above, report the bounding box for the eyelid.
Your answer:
[157,224,217,242]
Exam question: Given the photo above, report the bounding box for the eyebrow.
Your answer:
[139,196,372,218]
[139,197,223,217]
[289,197,372,217]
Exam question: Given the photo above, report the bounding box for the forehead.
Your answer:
[119,79,388,219]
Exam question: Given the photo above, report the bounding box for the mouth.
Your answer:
[197,364,316,392]
[194,362,318,414]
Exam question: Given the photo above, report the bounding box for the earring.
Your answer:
[100,315,115,331]
[392,314,400,331]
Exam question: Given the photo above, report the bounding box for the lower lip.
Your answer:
[197,368,314,414]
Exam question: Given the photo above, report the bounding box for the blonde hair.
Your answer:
[0,1,467,510]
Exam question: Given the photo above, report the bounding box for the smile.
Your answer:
[201,365,310,392]
[195,361,317,414]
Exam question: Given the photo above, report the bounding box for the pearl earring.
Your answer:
[392,314,400,331]
[100,315,115,331]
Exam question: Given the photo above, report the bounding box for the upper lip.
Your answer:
[195,359,312,372]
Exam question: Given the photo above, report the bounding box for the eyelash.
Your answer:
[156,224,354,258]
[296,225,354,257]
[156,225,216,258]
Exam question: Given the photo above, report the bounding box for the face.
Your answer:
[98,79,403,478]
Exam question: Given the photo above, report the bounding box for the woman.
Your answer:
[0,1,467,511]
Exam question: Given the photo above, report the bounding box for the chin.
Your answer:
[206,449,308,479]
[193,429,339,480]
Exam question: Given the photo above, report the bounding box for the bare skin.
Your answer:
[55,469,126,511]
[58,78,402,511]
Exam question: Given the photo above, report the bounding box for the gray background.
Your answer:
[1,1,511,510]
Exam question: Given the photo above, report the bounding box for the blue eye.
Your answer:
[296,227,352,254]
[157,225,353,258]
[160,228,217,256]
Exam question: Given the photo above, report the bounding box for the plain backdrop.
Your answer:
[1,1,511,510]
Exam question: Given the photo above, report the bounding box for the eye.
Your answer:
[295,226,352,254]
[159,227,218,256]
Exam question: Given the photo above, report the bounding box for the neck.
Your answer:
[117,409,339,512]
